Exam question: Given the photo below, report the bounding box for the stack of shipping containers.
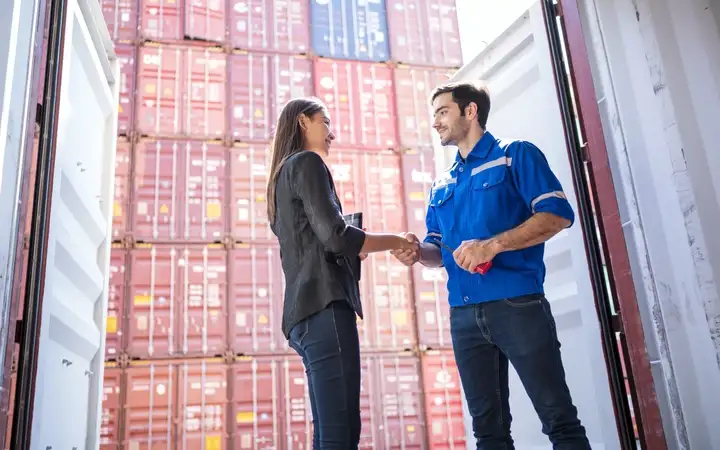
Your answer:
[5,0,467,448]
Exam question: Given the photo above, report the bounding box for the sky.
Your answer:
[455,0,536,63]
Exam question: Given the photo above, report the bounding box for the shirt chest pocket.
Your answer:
[470,166,514,234]
[429,182,456,231]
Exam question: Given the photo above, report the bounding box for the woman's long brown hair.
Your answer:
[266,97,326,224]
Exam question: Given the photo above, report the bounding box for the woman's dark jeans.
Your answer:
[288,300,362,450]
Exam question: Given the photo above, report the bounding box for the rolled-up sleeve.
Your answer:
[508,141,575,227]
[290,151,366,256]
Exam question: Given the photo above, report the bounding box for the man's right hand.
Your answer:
[392,232,420,266]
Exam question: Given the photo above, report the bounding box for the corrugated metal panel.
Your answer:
[310,0,390,62]
[229,52,313,141]
[126,245,228,358]
[105,246,126,361]
[139,0,183,41]
[136,45,227,139]
[400,148,450,349]
[229,142,274,243]
[314,59,397,148]
[102,0,138,42]
[115,44,136,136]
[420,351,467,450]
[177,360,228,449]
[112,138,130,241]
[101,368,122,448]
[387,0,462,67]
[394,66,452,148]
[124,362,176,447]
[229,0,310,54]
[184,0,227,43]
[229,244,283,354]
[131,139,227,242]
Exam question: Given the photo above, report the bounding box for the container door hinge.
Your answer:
[580,143,590,162]
[553,0,564,17]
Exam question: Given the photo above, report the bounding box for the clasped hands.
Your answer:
[389,232,500,273]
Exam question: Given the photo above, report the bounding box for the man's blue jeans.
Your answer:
[450,294,591,450]
[288,300,362,450]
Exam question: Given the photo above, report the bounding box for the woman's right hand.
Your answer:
[397,233,420,251]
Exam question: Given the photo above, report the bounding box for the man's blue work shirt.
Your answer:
[424,131,575,307]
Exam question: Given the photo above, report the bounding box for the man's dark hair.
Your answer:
[431,81,491,129]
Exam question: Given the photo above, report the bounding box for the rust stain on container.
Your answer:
[177,360,227,449]
[115,44,136,136]
[394,67,452,148]
[132,139,227,241]
[229,0,310,54]
[314,59,397,149]
[387,0,463,68]
[126,245,227,359]
[106,247,127,360]
[229,142,274,243]
[229,244,283,354]
[113,138,131,241]
[229,53,313,141]
[124,362,176,448]
[136,45,227,139]
[421,351,467,449]
[102,0,138,42]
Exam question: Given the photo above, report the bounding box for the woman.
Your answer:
[267,97,416,449]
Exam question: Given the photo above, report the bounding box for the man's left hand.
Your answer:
[453,239,501,273]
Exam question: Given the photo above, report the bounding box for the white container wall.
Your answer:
[578,0,720,447]
[438,4,620,449]
[28,0,119,447]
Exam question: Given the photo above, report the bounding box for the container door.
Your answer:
[29,0,119,447]
[442,3,620,449]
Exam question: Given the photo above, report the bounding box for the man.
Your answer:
[392,81,591,449]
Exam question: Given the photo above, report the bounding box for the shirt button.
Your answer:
[463,296,469,302]
[483,182,489,188]
[438,199,443,205]
[459,167,464,172]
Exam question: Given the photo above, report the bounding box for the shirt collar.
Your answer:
[455,130,495,162]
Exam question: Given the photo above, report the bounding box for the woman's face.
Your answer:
[301,109,335,155]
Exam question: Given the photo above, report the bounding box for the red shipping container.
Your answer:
[229,244,284,354]
[230,0,310,54]
[185,0,227,43]
[421,351,467,449]
[284,353,425,449]
[101,367,122,448]
[387,0,463,68]
[362,254,416,350]
[394,66,453,148]
[102,0,138,42]
[229,52,313,141]
[231,356,284,448]
[106,246,127,360]
[136,45,227,139]
[229,142,274,243]
[132,139,227,242]
[401,148,452,348]
[126,245,227,358]
[124,362,176,448]
[314,59,397,149]
[139,0,226,43]
[177,360,228,449]
[112,138,131,241]
[139,0,183,42]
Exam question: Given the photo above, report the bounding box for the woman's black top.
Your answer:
[271,150,367,339]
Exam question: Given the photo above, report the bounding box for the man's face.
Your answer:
[432,92,471,146]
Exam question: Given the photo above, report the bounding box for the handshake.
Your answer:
[390,232,422,266]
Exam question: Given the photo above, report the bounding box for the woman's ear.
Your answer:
[298,114,308,131]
